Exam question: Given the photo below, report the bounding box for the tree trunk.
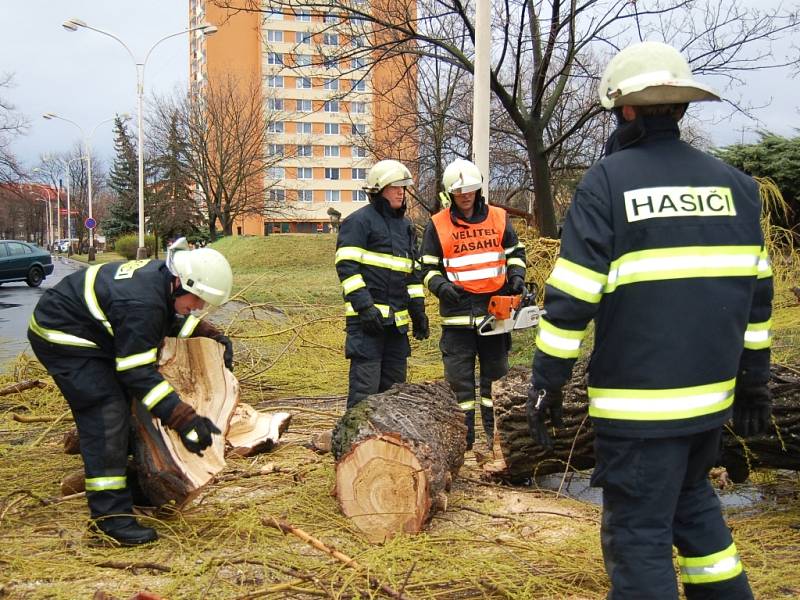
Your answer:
[485,364,800,484]
[131,337,239,509]
[331,381,467,543]
[527,125,558,237]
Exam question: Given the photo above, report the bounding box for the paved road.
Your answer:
[0,256,83,370]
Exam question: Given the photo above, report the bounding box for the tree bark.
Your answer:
[484,364,800,484]
[331,381,467,542]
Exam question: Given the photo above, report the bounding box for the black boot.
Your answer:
[480,404,495,445]
[464,410,476,450]
[89,516,158,546]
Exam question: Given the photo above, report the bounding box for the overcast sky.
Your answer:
[2,1,798,172]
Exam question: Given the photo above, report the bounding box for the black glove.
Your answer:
[733,385,772,437]
[359,305,385,336]
[195,320,234,370]
[508,275,525,295]
[410,311,430,341]
[438,282,463,306]
[178,415,222,456]
[526,387,563,450]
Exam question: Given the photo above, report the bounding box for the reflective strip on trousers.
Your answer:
[334,246,413,273]
[535,318,587,359]
[28,314,99,348]
[744,319,772,350]
[341,274,367,294]
[757,248,772,279]
[141,380,174,410]
[678,543,743,585]
[480,396,493,407]
[178,315,200,338]
[588,378,735,421]
[344,303,409,328]
[116,348,158,372]
[459,400,475,410]
[407,284,424,298]
[85,475,126,492]
[84,265,114,336]
[441,315,475,327]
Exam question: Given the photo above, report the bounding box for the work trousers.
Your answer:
[590,427,753,600]
[344,323,410,409]
[440,328,510,446]
[29,337,135,520]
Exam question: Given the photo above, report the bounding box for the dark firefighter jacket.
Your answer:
[532,116,774,438]
[28,259,204,422]
[420,193,526,326]
[334,195,424,331]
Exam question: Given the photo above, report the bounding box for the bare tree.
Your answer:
[216,0,800,236]
[0,73,27,186]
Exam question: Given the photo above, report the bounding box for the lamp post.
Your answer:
[28,188,53,249]
[32,168,60,242]
[62,18,217,259]
[62,155,88,255]
[42,113,126,260]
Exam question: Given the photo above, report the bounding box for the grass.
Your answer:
[66,251,126,265]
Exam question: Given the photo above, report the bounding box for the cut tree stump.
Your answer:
[131,337,239,509]
[485,363,800,484]
[226,403,292,457]
[332,381,467,543]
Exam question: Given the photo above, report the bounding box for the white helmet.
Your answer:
[363,159,413,194]
[598,41,720,110]
[166,238,233,307]
[443,159,483,194]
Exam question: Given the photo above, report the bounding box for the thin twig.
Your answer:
[0,380,46,396]
[557,413,588,498]
[29,410,72,447]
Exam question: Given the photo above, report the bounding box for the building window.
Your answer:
[267,98,284,111]
[353,146,367,158]
[268,144,284,156]
[297,122,312,134]
[266,10,283,20]
[326,190,340,202]
[352,79,366,92]
[352,35,366,47]
[352,189,368,202]
[352,57,365,68]
[296,99,312,112]
[268,166,285,179]
[350,101,366,114]
[324,100,339,113]
[269,189,285,203]
[352,168,367,180]
[296,12,311,22]
[323,78,339,90]
[267,52,283,65]
[323,14,338,24]
[323,33,339,45]
[325,167,340,180]
[266,30,283,42]
[351,123,366,135]
[324,122,340,135]
[297,189,313,202]
[324,145,340,157]
[297,144,312,157]
[296,31,312,44]
[297,167,313,179]
[295,54,311,66]
[296,76,311,89]
[267,121,284,133]
[266,75,283,88]
[324,56,338,69]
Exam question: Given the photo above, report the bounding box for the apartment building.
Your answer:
[189,1,417,235]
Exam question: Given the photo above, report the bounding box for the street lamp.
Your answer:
[61,155,88,255]
[27,186,53,249]
[62,17,218,259]
[41,113,127,260]
[32,168,60,242]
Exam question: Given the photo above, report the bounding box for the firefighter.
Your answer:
[421,159,526,449]
[528,41,772,599]
[27,239,234,546]
[335,159,429,409]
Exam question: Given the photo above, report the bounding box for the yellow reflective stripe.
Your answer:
[439,191,451,209]
[506,257,526,269]
[424,270,443,288]
[480,396,493,407]
[407,284,424,298]
[28,314,99,348]
[535,318,587,359]
[744,319,772,350]
[394,310,409,327]
[757,248,772,279]
[547,258,607,304]
[85,475,126,491]
[178,315,200,338]
[459,400,475,410]
[116,348,158,372]
[589,378,735,421]
[342,274,366,294]
[84,265,114,336]
[442,315,474,326]
[605,246,761,293]
[141,380,174,410]
[678,543,743,584]
[345,303,390,317]
[334,246,413,273]
[504,242,525,255]
[421,255,441,265]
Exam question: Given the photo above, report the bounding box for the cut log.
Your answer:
[132,337,239,509]
[226,403,292,457]
[332,381,467,543]
[485,363,800,484]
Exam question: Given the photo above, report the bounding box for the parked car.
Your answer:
[0,240,54,287]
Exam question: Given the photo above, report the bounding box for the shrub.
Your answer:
[113,234,157,260]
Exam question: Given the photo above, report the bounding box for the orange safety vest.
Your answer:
[431,205,507,294]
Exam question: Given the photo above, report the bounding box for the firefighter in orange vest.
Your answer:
[420,159,527,448]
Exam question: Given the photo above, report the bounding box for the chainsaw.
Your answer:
[476,287,545,336]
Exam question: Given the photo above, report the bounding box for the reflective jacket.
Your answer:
[334,196,424,331]
[421,195,526,327]
[532,116,773,438]
[28,259,201,421]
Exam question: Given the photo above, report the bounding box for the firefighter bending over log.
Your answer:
[28,238,234,546]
